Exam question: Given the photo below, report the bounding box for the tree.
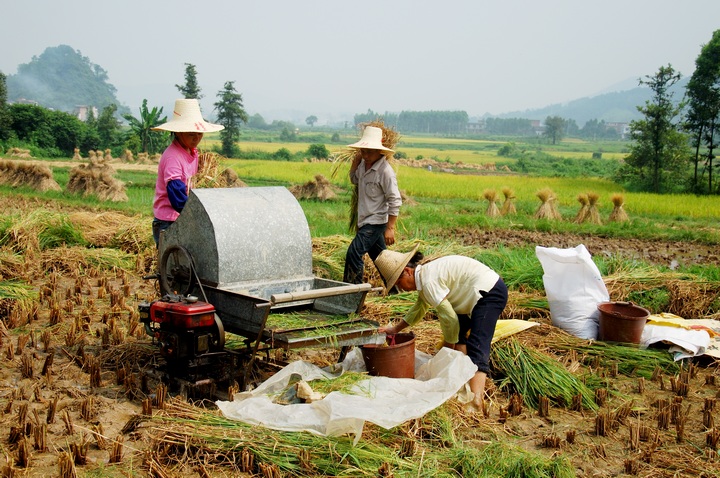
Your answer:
[0,71,11,141]
[213,81,248,157]
[175,63,203,100]
[122,99,167,154]
[544,116,566,144]
[624,65,689,193]
[305,115,318,127]
[684,29,720,194]
[96,104,122,149]
[247,113,268,130]
[307,143,329,159]
[8,103,91,156]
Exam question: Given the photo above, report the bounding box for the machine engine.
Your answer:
[139,295,225,362]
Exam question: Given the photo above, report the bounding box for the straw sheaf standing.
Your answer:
[67,155,128,202]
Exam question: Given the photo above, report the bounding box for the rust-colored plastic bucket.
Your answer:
[597,301,650,344]
[361,332,415,378]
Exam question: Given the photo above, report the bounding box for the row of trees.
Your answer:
[0,62,251,159]
[354,110,469,134]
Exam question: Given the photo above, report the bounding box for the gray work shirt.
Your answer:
[350,156,402,227]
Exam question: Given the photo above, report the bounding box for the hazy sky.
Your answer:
[2,0,719,123]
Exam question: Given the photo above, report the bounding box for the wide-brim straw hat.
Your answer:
[152,99,224,133]
[374,243,420,292]
[347,126,394,152]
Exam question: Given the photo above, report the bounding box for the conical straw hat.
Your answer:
[374,243,420,291]
[347,126,394,152]
[152,98,224,133]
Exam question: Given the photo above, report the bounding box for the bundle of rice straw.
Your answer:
[500,187,516,215]
[0,160,61,192]
[609,193,629,222]
[66,156,128,202]
[121,150,135,162]
[289,174,337,201]
[194,151,247,188]
[533,188,561,220]
[331,119,400,233]
[72,148,82,160]
[586,192,602,224]
[483,189,500,217]
[574,194,589,223]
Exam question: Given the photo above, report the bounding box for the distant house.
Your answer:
[73,105,98,121]
[605,122,630,139]
[530,120,544,136]
[466,120,485,133]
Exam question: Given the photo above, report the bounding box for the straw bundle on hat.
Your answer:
[347,126,395,152]
[152,99,224,133]
[374,243,420,291]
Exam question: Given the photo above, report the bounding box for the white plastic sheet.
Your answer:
[216,347,478,443]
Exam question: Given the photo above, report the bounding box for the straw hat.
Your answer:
[374,243,420,291]
[347,126,394,152]
[152,99,224,133]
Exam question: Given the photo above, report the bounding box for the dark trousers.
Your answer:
[152,218,174,247]
[343,223,387,284]
[457,278,508,374]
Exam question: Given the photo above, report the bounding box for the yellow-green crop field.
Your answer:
[228,159,720,220]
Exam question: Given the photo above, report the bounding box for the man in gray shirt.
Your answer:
[343,126,402,284]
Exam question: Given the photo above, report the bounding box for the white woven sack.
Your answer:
[535,244,609,339]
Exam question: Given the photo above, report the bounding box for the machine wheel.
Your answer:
[159,245,197,296]
[213,313,226,350]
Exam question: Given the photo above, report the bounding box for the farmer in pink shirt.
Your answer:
[151,99,223,246]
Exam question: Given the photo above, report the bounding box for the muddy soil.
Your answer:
[454,227,720,268]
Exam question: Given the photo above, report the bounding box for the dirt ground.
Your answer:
[1,197,720,477]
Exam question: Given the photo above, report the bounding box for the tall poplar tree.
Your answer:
[684,29,720,194]
[176,63,203,100]
[624,65,689,193]
[214,81,248,158]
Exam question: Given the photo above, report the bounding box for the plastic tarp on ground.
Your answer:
[641,313,717,360]
[216,319,538,443]
[216,347,476,443]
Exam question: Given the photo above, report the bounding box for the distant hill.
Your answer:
[494,77,689,126]
[6,45,129,116]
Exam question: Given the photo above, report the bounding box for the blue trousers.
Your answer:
[457,278,508,374]
[343,224,387,284]
[152,218,174,247]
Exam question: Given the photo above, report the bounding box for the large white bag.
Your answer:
[535,244,609,339]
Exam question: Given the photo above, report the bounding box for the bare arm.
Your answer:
[384,215,397,245]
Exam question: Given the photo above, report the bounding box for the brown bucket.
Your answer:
[361,332,416,378]
[597,301,650,344]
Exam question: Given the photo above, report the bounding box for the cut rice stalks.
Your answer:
[491,337,598,411]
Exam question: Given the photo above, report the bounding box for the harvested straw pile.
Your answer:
[533,188,561,220]
[331,120,401,233]
[586,192,602,224]
[194,151,247,188]
[6,147,33,158]
[609,193,629,222]
[67,211,151,251]
[500,188,516,215]
[289,174,338,201]
[72,148,82,160]
[0,160,61,192]
[66,154,128,202]
[120,149,134,162]
[483,189,500,217]
[104,149,115,163]
[574,194,589,223]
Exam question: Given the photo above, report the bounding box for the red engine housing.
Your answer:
[148,299,216,329]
